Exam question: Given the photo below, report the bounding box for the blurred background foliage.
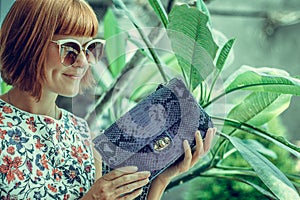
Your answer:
[1,0,300,199]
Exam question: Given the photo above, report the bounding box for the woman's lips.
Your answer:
[63,73,82,79]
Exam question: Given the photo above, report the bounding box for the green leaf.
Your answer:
[243,139,277,159]
[126,34,154,62]
[224,135,300,200]
[207,38,235,101]
[129,83,158,102]
[225,66,300,96]
[223,92,291,133]
[167,4,218,90]
[216,38,235,71]
[196,0,212,27]
[148,0,168,28]
[203,169,276,199]
[113,0,168,82]
[104,9,126,78]
[1,81,11,94]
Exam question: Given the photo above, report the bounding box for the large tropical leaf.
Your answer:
[148,0,168,27]
[225,135,300,200]
[167,5,218,89]
[104,9,126,78]
[243,139,277,159]
[225,66,300,96]
[196,0,212,28]
[222,92,291,133]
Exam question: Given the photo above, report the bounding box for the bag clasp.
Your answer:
[154,136,171,151]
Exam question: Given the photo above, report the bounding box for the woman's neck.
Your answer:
[2,87,60,119]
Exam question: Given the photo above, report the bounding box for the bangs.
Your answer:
[55,1,98,37]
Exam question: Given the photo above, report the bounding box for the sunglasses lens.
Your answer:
[60,43,80,66]
[86,42,104,64]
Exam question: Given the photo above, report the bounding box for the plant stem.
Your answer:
[84,24,166,124]
[207,70,219,102]
[202,82,293,108]
[212,116,300,155]
[165,161,212,190]
[215,165,253,172]
[113,0,168,82]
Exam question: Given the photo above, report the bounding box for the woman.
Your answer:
[0,0,216,199]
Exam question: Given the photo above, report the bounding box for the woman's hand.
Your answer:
[155,127,216,186]
[83,166,150,200]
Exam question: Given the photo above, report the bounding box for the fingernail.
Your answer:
[138,188,143,194]
[196,130,201,137]
[140,171,151,176]
[121,166,138,172]
[184,140,189,148]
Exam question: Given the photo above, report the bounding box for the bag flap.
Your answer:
[92,78,211,168]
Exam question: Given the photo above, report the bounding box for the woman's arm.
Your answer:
[147,175,170,200]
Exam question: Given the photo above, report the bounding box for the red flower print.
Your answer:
[0,156,24,184]
[63,194,70,200]
[41,154,49,170]
[70,145,89,165]
[79,187,84,193]
[36,169,43,176]
[15,181,20,188]
[2,106,13,114]
[52,168,62,181]
[84,139,90,147]
[35,139,45,149]
[71,116,78,126]
[44,117,54,124]
[0,113,4,124]
[7,122,13,128]
[85,165,92,173]
[26,160,32,172]
[47,184,58,193]
[7,146,15,155]
[26,117,37,132]
[0,128,7,139]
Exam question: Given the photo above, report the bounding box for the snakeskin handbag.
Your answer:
[93,78,213,181]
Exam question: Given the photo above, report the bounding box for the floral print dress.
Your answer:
[0,99,95,200]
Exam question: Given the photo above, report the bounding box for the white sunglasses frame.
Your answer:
[50,38,106,67]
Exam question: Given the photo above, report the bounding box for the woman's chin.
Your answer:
[60,88,80,97]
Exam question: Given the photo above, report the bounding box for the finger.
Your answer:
[203,128,214,153]
[103,166,138,181]
[114,177,149,197]
[213,127,217,136]
[113,171,150,188]
[178,140,192,172]
[117,188,143,200]
[190,130,204,166]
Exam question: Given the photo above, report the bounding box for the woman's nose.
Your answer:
[73,51,89,68]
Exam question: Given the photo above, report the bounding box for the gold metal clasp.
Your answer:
[154,136,171,151]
